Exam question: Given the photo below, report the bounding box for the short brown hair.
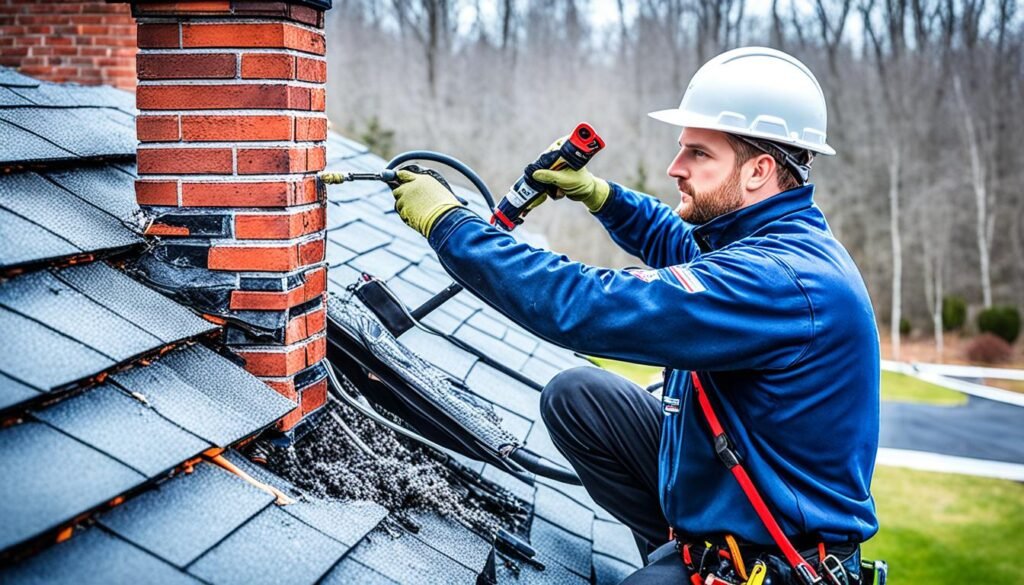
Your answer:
[724,134,802,192]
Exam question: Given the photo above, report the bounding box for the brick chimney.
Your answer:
[128,0,331,433]
[0,1,137,90]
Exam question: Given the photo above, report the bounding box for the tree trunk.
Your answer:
[889,140,902,361]
[954,75,993,307]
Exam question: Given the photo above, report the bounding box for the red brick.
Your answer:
[136,115,179,142]
[181,115,293,142]
[295,57,326,83]
[233,335,325,377]
[181,22,325,55]
[288,5,323,27]
[294,116,326,142]
[135,180,178,206]
[137,84,296,110]
[237,146,325,174]
[137,23,179,48]
[263,378,298,402]
[137,52,235,79]
[241,53,293,79]
[180,180,307,207]
[208,243,299,271]
[145,223,190,236]
[228,266,326,311]
[298,236,325,266]
[135,2,232,15]
[300,379,327,414]
[137,147,233,175]
[310,87,325,111]
[275,406,303,432]
[284,305,326,345]
[235,207,326,239]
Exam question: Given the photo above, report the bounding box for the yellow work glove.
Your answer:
[528,136,610,213]
[391,168,464,238]
[531,166,610,213]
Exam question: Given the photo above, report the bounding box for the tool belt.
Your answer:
[674,534,864,585]
[686,371,888,585]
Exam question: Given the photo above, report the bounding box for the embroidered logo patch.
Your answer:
[667,265,706,293]
[662,396,681,415]
[627,268,661,283]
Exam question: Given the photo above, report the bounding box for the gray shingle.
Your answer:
[349,247,411,281]
[455,324,530,371]
[493,405,533,442]
[533,486,594,540]
[524,423,572,469]
[0,172,138,254]
[407,510,493,573]
[98,462,274,568]
[188,505,346,585]
[0,269,163,363]
[320,558,401,584]
[0,207,79,269]
[347,528,479,585]
[397,327,479,381]
[0,107,135,159]
[0,527,201,585]
[281,499,387,547]
[0,371,40,411]
[33,384,209,478]
[56,262,215,344]
[330,220,392,253]
[0,422,143,551]
[529,517,592,578]
[592,520,644,567]
[0,306,114,393]
[110,349,275,447]
[0,119,77,163]
[593,553,639,584]
[495,551,589,584]
[158,344,295,432]
[465,362,542,422]
[42,166,138,223]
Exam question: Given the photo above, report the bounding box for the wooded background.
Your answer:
[323,0,1022,358]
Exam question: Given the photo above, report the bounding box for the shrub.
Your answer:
[965,333,1013,364]
[977,305,1021,344]
[899,318,911,336]
[942,296,967,331]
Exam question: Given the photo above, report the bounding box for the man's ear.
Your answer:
[745,154,776,192]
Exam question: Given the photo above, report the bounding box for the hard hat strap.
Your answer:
[734,135,814,186]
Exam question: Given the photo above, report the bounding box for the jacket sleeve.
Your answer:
[593,182,702,268]
[428,209,814,372]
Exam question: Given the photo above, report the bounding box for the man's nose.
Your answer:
[667,150,688,180]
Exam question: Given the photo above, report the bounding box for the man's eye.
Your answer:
[692,150,707,158]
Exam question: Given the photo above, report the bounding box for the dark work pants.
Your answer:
[540,367,692,582]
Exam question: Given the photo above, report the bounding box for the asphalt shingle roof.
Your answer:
[0,69,642,584]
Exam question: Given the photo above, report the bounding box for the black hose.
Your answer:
[386,150,497,210]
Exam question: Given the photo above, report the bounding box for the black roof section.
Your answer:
[0,68,140,272]
[320,135,644,581]
[0,67,641,583]
[0,261,216,410]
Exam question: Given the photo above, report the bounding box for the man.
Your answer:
[389,47,879,583]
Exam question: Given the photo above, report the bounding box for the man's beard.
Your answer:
[676,165,744,225]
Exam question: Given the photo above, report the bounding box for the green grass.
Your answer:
[864,466,1024,584]
[590,357,663,387]
[880,371,967,406]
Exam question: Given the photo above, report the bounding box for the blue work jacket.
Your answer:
[427,182,880,545]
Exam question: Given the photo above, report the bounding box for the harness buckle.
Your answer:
[713,434,740,468]
[820,554,849,585]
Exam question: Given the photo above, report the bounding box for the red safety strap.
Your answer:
[690,371,822,584]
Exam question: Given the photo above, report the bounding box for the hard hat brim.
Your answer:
[648,108,836,156]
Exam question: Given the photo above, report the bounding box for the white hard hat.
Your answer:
[649,47,835,156]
